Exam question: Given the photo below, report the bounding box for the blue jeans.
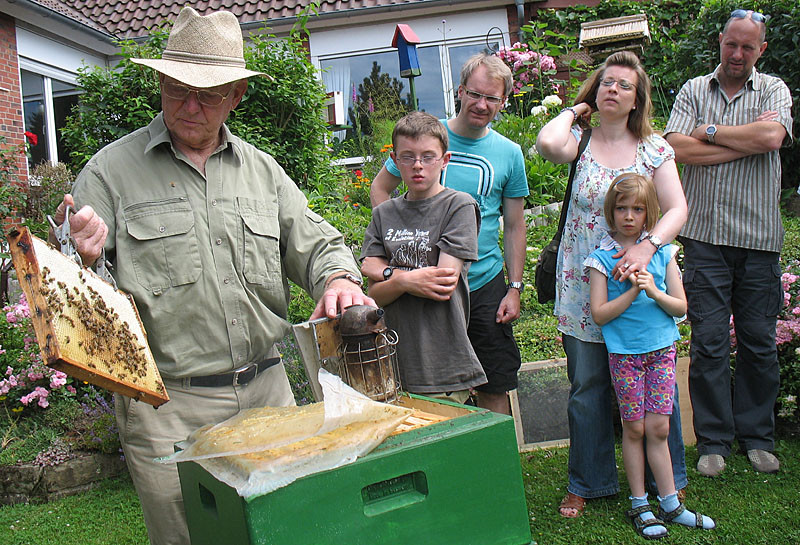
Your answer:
[564,335,688,498]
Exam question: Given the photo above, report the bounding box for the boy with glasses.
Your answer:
[665,9,793,477]
[361,111,486,402]
[370,54,528,414]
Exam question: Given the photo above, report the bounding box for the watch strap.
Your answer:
[324,271,363,290]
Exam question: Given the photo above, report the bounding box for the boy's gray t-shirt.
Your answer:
[360,188,486,393]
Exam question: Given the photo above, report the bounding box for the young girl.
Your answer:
[585,174,715,540]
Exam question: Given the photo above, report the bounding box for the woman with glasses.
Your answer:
[536,51,689,519]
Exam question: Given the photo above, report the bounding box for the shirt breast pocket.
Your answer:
[237,198,281,287]
[124,199,202,292]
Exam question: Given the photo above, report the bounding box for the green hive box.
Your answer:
[177,396,533,545]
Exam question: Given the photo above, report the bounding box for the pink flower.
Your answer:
[50,371,67,389]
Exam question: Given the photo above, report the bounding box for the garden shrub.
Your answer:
[61,33,164,172]
[0,294,120,465]
[0,135,27,238]
[494,38,561,118]
[24,162,75,240]
[493,95,569,206]
[774,265,800,422]
[228,23,342,191]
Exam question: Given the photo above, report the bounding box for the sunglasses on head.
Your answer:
[730,9,769,23]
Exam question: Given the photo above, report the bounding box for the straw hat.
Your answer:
[132,7,268,88]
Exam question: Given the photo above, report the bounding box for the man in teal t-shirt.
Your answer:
[371,54,528,414]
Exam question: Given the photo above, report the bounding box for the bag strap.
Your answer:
[553,128,591,240]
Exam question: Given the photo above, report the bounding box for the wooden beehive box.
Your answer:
[7,228,168,407]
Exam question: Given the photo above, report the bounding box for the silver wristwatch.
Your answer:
[705,124,717,144]
[507,281,524,293]
[645,234,663,250]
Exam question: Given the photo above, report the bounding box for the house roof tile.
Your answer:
[29,1,430,39]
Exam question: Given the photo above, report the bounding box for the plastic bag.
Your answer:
[161,369,412,499]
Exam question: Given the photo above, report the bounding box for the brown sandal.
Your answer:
[559,492,586,518]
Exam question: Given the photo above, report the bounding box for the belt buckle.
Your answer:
[232,362,257,386]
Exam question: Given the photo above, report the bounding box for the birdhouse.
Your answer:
[392,24,422,78]
[579,14,651,61]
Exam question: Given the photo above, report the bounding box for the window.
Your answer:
[20,69,81,166]
[320,41,496,126]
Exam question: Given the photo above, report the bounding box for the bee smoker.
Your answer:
[337,305,400,403]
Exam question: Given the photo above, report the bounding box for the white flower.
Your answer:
[527,146,539,158]
[531,105,547,116]
[542,94,562,107]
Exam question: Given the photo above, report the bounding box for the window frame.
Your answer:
[18,59,82,166]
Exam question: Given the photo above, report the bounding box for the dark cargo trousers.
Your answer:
[681,237,781,456]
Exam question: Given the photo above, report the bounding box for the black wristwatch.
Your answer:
[507,281,524,293]
[382,266,394,281]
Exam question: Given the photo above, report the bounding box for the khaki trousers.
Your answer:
[115,363,296,545]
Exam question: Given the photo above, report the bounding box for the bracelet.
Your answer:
[561,107,578,122]
[324,272,363,291]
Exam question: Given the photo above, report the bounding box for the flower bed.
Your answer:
[1,295,121,467]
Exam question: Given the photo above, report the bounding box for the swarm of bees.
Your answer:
[36,264,165,397]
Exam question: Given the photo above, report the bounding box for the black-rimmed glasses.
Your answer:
[396,154,444,167]
[462,88,505,105]
[730,9,769,23]
[162,81,234,106]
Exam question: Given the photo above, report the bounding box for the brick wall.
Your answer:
[0,12,27,231]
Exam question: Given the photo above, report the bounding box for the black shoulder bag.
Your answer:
[534,128,592,304]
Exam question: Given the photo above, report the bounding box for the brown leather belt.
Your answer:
[188,357,281,387]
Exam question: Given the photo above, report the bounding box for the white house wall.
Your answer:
[16,26,109,82]
[309,10,510,60]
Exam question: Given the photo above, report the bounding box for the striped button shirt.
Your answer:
[664,65,793,252]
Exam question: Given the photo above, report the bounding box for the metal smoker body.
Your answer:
[337,305,400,403]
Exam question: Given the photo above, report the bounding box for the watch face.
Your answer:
[382,267,393,280]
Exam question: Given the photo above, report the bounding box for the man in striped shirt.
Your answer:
[664,10,793,478]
